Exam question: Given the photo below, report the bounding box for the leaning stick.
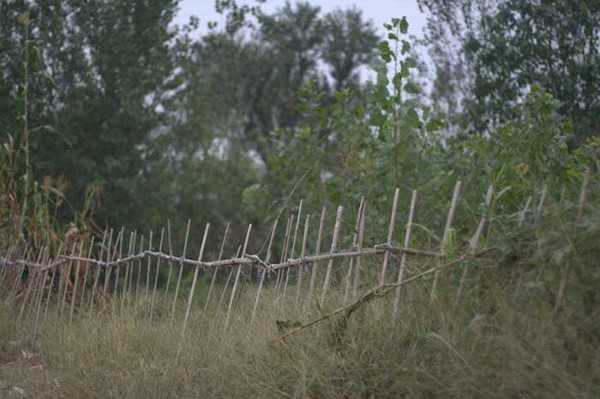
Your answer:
[111,229,124,301]
[307,207,327,303]
[182,223,210,335]
[224,224,252,329]
[393,190,418,316]
[352,199,367,300]
[69,241,85,322]
[150,227,165,321]
[431,180,462,301]
[102,229,115,298]
[202,223,230,317]
[344,200,364,305]
[455,185,492,306]
[380,188,400,286]
[535,184,547,224]
[120,231,136,313]
[276,250,495,342]
[135,235,145,304]
[60,242,77,317]
[296,214,311,305]
[576,167,591,222]
[320,206,343,307]
[89,229,110,314]
[519,196,533,227]
[171,220,191,321]
[278,215,294,299]
[251,219,279,324]
[144,231,154,304]
[165,220,175,295]
[79,236,96,307]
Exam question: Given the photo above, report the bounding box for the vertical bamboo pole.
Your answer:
[202,223,230,316]
[44,243,63,322]
[215,246,240,318]
[182,223,210,335]
[576,167,591,222]
[18,246,45,324]
[455,186,492,306]
[431,181,462,301]
[150,227,165,321]
[120,231,136,313]
[380,188,400,286]
[79,236,96,307]
[32,248,51,340]
[307,206,326,304]
[344,200,364,305]
[251,219,278,324]
[144,231,154,304]
[59,242,77,317]
[165,220,175,295]
[275,215,292,294]
[101,229,114,298]
[89,229,109,314]
[296,214,311,305]
[113,226,125,303]
[282,213,298,300]
[135,235,145,305]
[69,240,85,322]
[352,199,367,300]
[170,220,191,321]
[224,225,252,329]
[320,206,343,307]
[278,215,294,299]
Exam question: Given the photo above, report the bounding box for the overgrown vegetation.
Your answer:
[1,0,600,397]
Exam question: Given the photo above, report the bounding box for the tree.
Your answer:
[0,0,180,227]
[419,0,600,140]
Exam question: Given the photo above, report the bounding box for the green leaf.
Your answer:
[399,17,409,33]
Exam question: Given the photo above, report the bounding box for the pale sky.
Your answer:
[174,0,428,37]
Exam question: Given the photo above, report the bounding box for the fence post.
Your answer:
[182,223,210,336]
[170,220,191,321]
[150,227,165,321]
[225,225,252,329]
[455,185,492,306]
[380,188,400,286]
[352,199,367,301]
[344,199,364,305]
[251,219,278,324]
[393,190,418,316]
[431,181,462,301]
[307,206,326,305]
[202,223,231,317]
[320,206,343,307]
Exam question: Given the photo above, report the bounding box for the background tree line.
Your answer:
[0,0,598,251]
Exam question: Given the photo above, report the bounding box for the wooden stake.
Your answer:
[431,180,462,301]
[352,199,367,300]
[296,213,311,305]
[344,200,364,305]
[320,206,343,307]
[455,186,492,306]
[69,241,85,322]
[380,188,400,286]
[150,227,165,321]
[171,220,191,321]
[182,223,210,335]
[225,224,252,329]
[307,206,326,303]
[202,223,230,317]
[393,190,418,316]
[251,219,278,324]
